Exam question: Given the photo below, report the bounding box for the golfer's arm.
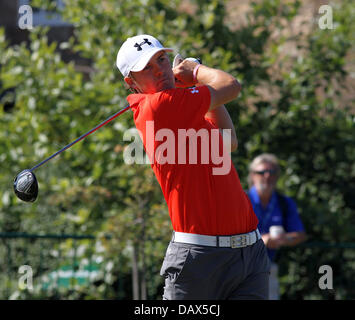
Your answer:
[205,105,238,152]
[195,65,241,110]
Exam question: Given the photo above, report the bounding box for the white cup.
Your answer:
[269,225,285,238]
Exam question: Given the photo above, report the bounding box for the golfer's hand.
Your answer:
[173,60,198,88]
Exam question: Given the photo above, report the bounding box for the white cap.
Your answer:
[116,34,173,77]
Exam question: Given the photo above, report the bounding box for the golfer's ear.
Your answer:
[124,77,138,93]
[124,76,133,88]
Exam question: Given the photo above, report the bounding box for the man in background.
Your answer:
[247,153,307,299]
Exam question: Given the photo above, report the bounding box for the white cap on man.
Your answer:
[116,34,173,77]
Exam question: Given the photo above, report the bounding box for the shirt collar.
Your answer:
[249,186,261,204]
[249,186,278,207]
[127,93,146,106]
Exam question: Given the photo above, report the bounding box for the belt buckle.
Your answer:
[231,234,248,248]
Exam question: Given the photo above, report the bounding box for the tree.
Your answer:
[1,0,354,299]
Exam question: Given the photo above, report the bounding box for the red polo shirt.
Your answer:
[127,86,258,235]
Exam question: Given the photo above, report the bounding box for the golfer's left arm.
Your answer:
[205,106,238,152]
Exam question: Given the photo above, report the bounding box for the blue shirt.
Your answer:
[248,186,305,261]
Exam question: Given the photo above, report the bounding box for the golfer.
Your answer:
[116,34,270,299]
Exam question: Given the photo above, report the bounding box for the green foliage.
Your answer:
[1,0,354,299]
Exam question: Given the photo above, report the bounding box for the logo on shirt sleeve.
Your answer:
[189,87,199,94]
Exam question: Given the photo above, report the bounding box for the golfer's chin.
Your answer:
[155,79,174,92]
[140,79,174,93]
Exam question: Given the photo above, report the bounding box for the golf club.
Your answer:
[13,105,131,202]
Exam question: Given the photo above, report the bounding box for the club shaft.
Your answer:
[30,105,131,172]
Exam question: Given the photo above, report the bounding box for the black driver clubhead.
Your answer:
[13,169,38,202]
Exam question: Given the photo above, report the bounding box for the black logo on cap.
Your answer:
[134,38,152,51]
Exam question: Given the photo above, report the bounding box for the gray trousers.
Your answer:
[160,239,271,300]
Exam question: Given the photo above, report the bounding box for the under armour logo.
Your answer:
[190,88,199,94]
[134,38,152,51]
